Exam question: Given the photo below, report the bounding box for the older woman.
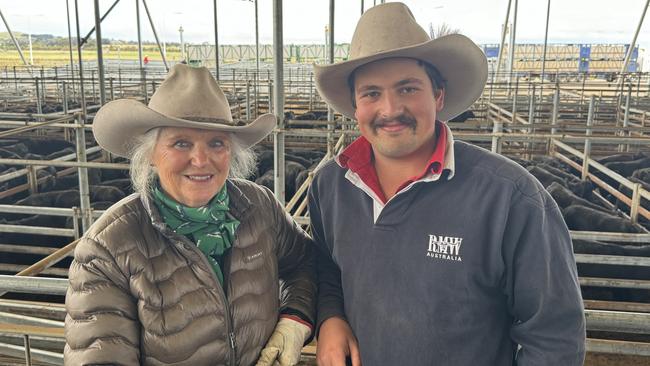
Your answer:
[64,64,316,366]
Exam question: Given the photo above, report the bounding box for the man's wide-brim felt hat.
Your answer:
[92,64,276,157]
[314,2,488,122]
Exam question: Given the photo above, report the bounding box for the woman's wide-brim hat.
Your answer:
[314,2,488,122]
[92,64,276,157]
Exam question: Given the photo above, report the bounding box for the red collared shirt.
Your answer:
[338,120,447,204]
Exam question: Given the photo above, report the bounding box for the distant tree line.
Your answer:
[0,32,180,51]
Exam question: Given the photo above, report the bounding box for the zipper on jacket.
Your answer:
[176,237,238,365]
[229,331,236,350]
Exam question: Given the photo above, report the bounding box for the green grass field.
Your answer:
[0,46,182,68]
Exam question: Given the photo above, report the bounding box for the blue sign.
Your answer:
[484,45,499,58]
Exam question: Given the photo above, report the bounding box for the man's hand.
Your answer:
[256,318,312,366]
[316,317,361,366]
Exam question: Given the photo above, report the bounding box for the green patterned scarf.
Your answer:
[152,183,239,285]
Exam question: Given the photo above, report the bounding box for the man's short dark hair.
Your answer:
[347,59,447,109]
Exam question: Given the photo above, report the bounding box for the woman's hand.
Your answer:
[316,317,361,366]
[256,318,311,366]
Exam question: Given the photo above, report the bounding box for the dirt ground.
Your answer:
[585,353,650,366]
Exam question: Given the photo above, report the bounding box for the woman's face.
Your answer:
[152,127,231,207]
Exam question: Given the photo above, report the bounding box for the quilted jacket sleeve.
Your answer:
[263,187,317,328]
[64,236,140,366]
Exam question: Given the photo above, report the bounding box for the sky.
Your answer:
[1,0,649,68]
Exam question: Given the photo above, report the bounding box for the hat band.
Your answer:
[179,116,235,125]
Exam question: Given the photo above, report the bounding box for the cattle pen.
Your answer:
[1,0,650,365]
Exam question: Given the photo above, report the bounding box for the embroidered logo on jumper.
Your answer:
[426,234,463,262]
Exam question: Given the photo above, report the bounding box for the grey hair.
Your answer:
[128,128,160,197]
[128,128,257,197]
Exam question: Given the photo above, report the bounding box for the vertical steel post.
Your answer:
[27,166,38,194]
[34,77,43,120]
[509,0,518,81]
[309,73,313,111]
[551,84,559,135]
[361,0,365,14]
[75,113,92,232]
[327,0,336,155]
[621,84,632,152]
[135,0,145,99]
[491,117,503,154]
[214,0,220,79]
[630,183,641,224]
[272,0,285,204]
[66,0,76,101]
[246,80,251,121]
[23,334,32,366]
[255,0,259,117]
[141,0,169,71]
[495,0,513,81]
[511,75,518,122]
[581,96,595,181]
[63,81,71,141]
[94,0,107,105]
[541,0,551,83]
[526,85,535,157]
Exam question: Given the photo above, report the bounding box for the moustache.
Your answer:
[371,114,417,130]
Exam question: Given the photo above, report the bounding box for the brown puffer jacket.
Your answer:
[65,179,316,365]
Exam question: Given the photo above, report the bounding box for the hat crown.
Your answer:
[148,64,233,123]
[350,2,430,59]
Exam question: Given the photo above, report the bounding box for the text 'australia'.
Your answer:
[426,234,463,262]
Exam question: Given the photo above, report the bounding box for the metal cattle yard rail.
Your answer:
[1,67,650,364]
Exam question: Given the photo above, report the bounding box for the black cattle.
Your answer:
[255,170,274,192]
[0,148,22,159]
[537,163,578,183]
[546,182,609,213]
[255,150,275,178]
[284,111,296,121]
[527,165,595,198]
[527,165,568,188]
[254,161,306,201]
[99,168,130,181]
[89,185,126,203]
[46,147,76,160]
[604,157,650,178]
[20,138,75,155]
[101,178,133,195]
[562,205,644,233]
[448,110,475,123]
[530,156,570,170]
[47,170,103,191]
[295,112,316,121]
[596,152,647,165]
[0,139,20,147]
[255,149,311,177]
[573,239,650,303]
[291,150,326,165]
[0,143,29,157]
[507,156,530,168]
[632,167,650,185]
[0,213,67,230]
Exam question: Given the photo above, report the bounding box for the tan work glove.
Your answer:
[256,317,312,366]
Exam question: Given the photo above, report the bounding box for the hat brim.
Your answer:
[92,99,276,157]
[314,34,488,121]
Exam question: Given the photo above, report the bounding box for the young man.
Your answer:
[308,3,586,366]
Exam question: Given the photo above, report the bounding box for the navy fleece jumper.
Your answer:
[309,140,586,366]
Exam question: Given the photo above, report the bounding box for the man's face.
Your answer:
[353,58,444,161]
